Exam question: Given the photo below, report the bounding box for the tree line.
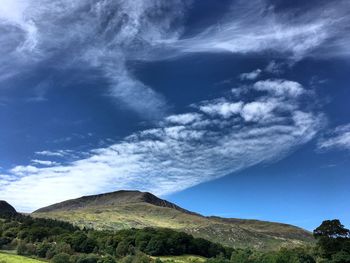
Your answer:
[0,213,349,263]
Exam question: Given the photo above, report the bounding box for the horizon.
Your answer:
[1,0,349,232]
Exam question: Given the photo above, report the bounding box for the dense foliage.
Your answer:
[0,213,231,263]
[313,219,350,262]
[1,213,349,263]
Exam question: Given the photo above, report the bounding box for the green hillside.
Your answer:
[33,190,314,250]
[0,252,45,263]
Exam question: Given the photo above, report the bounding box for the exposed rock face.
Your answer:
[0,200,17,216]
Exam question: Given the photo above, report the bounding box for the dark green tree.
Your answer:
[314,220,350,239]
[331,251,350,263]
[51,253,71,263]
[314,220,350,260]
[97,255,116,263]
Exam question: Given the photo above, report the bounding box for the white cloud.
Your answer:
[318,124,350,151]
[166,113,202,125]
[0,0,37,51]
[31,160,58,166]
[239,69,262,80]
[265,61,284,74]
[0,0,349,121]
[0,79,324,212]
[35,150,71,157]
[0,0,190,118]
[200,101,243,118]
[10,165,39,176]
[253,79,304,98]
[241,101,276,122]
[155,0,350,60]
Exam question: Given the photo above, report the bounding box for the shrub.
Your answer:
[76,254,100,263]
[51,252,71,263]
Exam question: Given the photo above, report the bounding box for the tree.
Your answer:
[36,242,52,258]
[314,220,350,260]
[331,251,350,263]
[76,254,100,263]
[116,240,133,257]
[98,255,116,263]
[231,249,252,263]
[132,252,152,263]
[51,253,71,263]
[145,238,165,256]
[314,220,350,239]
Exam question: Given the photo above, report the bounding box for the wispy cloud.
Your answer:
[265,61,284,75]
[0,79,324,211]
[239,69,262,81]
[35,150,73,158]
[1,0,349,118]
[318,124,350,151]
[0,0,190,118]
[156,0,350,60]
[31,160,59,166]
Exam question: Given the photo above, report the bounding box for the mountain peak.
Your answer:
[0,200,17,216]
[34,190,195,215]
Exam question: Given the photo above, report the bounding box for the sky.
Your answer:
[0,0,349,230]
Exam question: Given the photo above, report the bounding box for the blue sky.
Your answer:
[0,0,349,230]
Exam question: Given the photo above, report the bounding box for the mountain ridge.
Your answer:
[34,190,198,216]
[33,190,314,250]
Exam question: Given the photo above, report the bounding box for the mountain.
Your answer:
[33,190,314,250]
[35,190,196,215]
[0,200,17,216]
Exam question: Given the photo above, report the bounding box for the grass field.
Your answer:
[0,252,45,263]
[152,255,206,263]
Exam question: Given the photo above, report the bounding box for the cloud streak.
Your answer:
[318,124,350,151]
[0,0,190,117]
[0,79,323,211]
[155,0,350,60]
[1,0,349,118]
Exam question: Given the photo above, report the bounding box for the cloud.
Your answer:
[318,124,350,151]
[156,0,350,61]
[253,79,304,98]
[10,165,39,177]
[31,160,59,166]
[240,101,277,122]
[0,0,37,52]
[0,0,190,118]
[166,113,202,125]
[0,79,324,212]
[265,61,284,74]
[200,101,243,119]
[239,69,262,81]
[1,0,349,117]
[35,150,73,158]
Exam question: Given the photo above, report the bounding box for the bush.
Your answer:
[98,255,116,263]
[116,241,133,257]
[331,251,350,263]
[17,241,36,256]
[76,254,100,263]
[52,252,71,263]
[36,242,53,258]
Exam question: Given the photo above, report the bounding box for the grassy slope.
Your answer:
[33,202,314,250]
[152,255,206,263]
[0,252,45,263]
